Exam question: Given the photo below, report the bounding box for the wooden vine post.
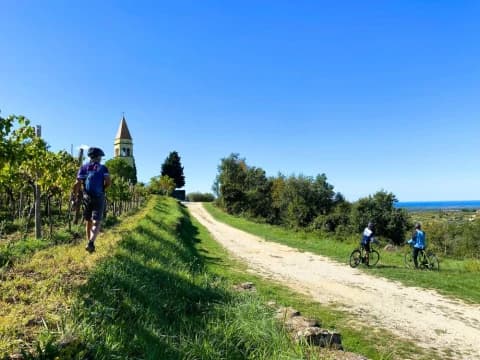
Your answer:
[34,125,42,239]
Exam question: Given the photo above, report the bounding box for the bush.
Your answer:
[350,190,411,244]
[422,221,450,255]
[103,215,120,228]
[311,201,352,233]
[464,259,480,272]
[0,237,50,267]
[187,192,215,202]
[0,219,25,236]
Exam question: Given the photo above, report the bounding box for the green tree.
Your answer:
[314,174,336,213]
[215,153,248,214]
[312,193,352,233]
[161,151,185,188]
[274,174,336,228]
[1,114,37,219]
[351,190,411,244]
[281,175,316,228]
[105,157,137,184]
[244,166,272,219]
[269,174,286,224]
[149,175,176,196]
[215,154,338,226]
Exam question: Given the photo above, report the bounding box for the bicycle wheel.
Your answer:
[418,252,429,270]
[404,252,414,268]
[369,250,380,266]
[427,253,440,271]
[349,249,362,268]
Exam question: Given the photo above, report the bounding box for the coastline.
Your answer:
[395,200,480,212]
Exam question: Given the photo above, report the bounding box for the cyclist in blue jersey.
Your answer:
[72,147,111,252]
[407,223,426,268]
[361,222,375,265]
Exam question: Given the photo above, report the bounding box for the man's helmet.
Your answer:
[87,147,105,158]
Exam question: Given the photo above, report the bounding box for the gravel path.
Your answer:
[187,202,480,359]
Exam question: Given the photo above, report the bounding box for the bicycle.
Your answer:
[349,241,380,268]
[404,246,439,271]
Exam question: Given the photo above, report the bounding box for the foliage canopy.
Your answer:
[214,153,411,243]
[105,157,137,184]
[161,151,185,189]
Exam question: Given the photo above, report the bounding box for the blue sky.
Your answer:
[1,1,479,201]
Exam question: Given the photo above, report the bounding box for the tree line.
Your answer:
[213,153,411,244]
[214,153,480,258]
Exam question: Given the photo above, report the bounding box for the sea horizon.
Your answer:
[395,200,480,211]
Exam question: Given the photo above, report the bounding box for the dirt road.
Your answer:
[187,202,480,359]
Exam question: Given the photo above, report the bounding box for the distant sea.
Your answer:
[395,200,480,211]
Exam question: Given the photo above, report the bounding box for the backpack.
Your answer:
[84,163,104,197]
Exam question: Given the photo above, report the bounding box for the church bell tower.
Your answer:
[114,115,135,167]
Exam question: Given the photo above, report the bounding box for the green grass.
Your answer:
[64,197,316,359]
[0,201,148,359]
[1,197,434,359]
[203,203,480,304]
[1,197,313,359]
[0,237,50,267]
[195,206,433,360]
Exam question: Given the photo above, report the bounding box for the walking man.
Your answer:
[72,147,111,252]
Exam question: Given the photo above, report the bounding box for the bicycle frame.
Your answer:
[349,243,380,268]
[404,245,439,271]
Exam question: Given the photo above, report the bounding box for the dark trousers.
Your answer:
[413,247,422,268]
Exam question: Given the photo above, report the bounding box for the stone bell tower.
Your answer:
[114,114,135,167]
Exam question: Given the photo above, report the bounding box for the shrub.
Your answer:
[464,259,480,272]
[350,190,411,244]
[187,192,215,202]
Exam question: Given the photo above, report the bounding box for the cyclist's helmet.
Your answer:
[87,147,105,158]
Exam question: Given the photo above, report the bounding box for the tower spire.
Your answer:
[115,114,132,140]
[114,114,134,166]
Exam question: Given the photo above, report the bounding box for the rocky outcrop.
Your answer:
[275,306,342,350]
[233,282,256,291]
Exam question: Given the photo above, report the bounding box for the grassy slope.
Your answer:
[0,197,430,360]
[203,203,480,304]
[0,203,146,358]
[1,197,305,359]
[65,197,309,359]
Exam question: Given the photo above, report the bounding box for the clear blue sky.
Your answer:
[1,1,479,201]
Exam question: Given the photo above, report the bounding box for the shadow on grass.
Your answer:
[59,201,232,360]
[374,264,403,269]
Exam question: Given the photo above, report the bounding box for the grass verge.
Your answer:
[194,204,434,360]
[61,197,310,359]
[2,197,307,359]
[203,203,480,304]
[0,197,431,359]
[0,202,147,358]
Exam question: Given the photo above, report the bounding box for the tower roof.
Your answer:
[115,115,132,140]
